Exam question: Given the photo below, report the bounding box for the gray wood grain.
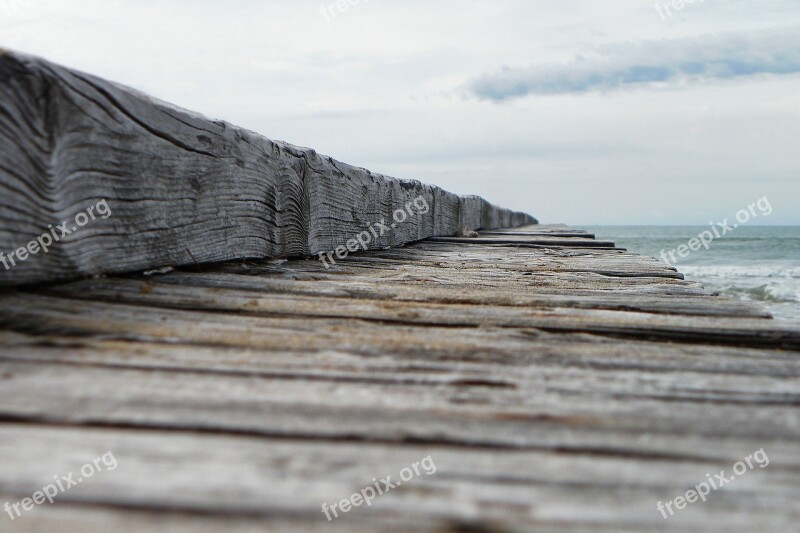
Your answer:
[0,228,797,531]
[0,50,534,286]
[1,425,796,532]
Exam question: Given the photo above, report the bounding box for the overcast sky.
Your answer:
[2,0,798,224]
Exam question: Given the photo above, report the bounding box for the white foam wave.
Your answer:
[679,265,800,279]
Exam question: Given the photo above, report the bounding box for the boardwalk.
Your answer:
[1,225,798,531]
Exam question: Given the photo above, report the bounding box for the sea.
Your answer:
[580,226,800,321]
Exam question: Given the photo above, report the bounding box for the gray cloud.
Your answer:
[469,26,800,100]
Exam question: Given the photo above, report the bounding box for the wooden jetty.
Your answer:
[1,225,799,531]
[1,51,799,532]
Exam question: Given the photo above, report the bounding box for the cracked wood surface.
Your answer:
[0,50,534,286]
[0,225,798,531]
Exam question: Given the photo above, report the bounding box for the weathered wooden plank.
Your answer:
[1,425,796,532]
[209,257,700,294]
[2,290,798,348]
[485,228,590,234]
[251,240,686,279]
[0,503,371,533]
[213,261,702,293]
[159,262,694,292]
[3,327,799,390]
[481,231,598,239]
[430,236,618,248]
[0,327,794,379]
[43,274,771,319]
[1,357,799,455]
[488,224,579,233]
[0,50,534,287]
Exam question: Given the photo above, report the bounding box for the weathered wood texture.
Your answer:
[0,226,798,531]
[0,50,535,286]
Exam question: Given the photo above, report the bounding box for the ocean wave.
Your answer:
[724,282,800,303]
[679,265,800,279]
[598,227,800,319]
[678,265,800,304]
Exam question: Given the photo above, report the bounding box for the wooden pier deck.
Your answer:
[1,225,798,532]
